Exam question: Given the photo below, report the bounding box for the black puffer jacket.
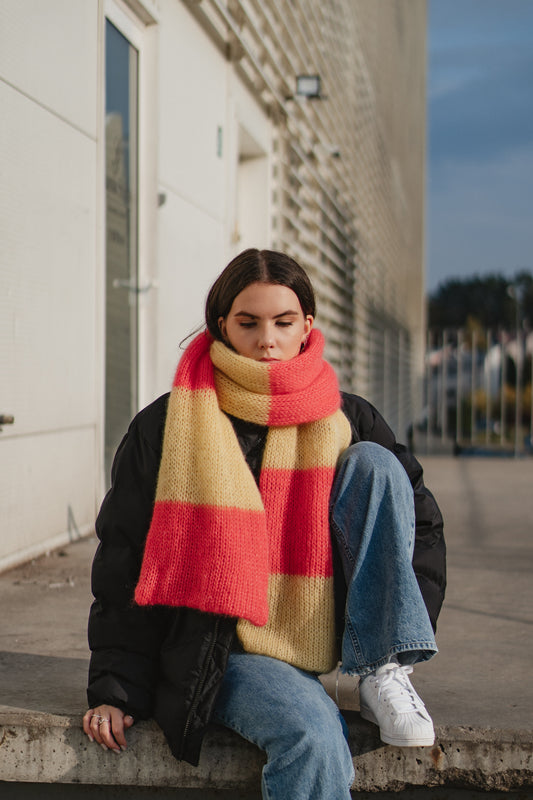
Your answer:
[87,392,445,765]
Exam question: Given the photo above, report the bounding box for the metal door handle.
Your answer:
[112,279,157,294]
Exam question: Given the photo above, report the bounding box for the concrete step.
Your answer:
[1,708,532,794]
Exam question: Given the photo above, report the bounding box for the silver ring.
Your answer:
[91,714,110,726]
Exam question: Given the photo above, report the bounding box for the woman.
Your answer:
[83,249,445,799]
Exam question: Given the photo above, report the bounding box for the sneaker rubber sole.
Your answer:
[360,704,435,747]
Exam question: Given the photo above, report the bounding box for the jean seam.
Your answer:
[261,772,273,800]
[330,519,356,566]
[343,617,365,665]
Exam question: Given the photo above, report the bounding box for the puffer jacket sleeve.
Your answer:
[341,393,446,631]
[87,394,171,718]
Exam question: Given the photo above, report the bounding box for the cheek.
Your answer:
[228,322,245,339]
[225,322,249,351]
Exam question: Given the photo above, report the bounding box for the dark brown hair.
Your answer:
[205,249,316,341]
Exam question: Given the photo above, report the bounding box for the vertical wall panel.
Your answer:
[0,0,98,137]
[0,3,99,569]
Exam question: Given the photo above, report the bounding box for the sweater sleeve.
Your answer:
[340,393,446,631]
[87,395,172,718]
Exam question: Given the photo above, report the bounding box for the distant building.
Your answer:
[0,0,427,569]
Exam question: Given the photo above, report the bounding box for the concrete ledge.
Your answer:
[1,711,531,793]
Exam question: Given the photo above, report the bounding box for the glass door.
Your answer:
[104,18,139,481]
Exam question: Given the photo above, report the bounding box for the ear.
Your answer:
[218,316,227,339]
[300,315,313,351]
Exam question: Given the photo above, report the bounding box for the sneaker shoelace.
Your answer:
[374,665,425,715]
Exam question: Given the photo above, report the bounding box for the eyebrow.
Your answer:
[233,310,300,319]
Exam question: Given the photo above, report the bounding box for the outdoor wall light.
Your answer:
[307,143,341,160]
[295,74,322,99]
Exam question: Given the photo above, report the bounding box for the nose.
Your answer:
[258,324,275,350]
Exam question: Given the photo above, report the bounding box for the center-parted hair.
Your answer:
[205,249,316,341]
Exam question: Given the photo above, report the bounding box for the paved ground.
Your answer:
[417,454,533,731]
[0,453,531,732]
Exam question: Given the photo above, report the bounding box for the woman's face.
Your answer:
[218,282,314,362]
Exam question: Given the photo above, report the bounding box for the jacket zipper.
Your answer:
[179,618,220,760]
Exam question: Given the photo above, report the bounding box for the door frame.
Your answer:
[96,0,158,495]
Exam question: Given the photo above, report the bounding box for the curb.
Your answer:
[1,712,531,792]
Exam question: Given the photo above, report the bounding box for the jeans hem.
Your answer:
[340,641,438,677]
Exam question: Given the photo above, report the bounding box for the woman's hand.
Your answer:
[83,705,135,754]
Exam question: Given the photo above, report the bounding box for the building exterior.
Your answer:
[0,0,427,570]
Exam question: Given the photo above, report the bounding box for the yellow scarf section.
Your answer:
[236,409,352,674]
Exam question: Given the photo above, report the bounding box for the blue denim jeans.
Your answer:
[214,653,354,800]
[214,441,437,799]
[332,442,437,677]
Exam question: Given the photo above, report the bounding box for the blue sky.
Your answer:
[427,0,533,293]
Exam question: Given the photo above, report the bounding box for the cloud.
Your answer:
[428,0,533,163]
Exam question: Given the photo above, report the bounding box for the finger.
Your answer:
[87,711,108,745]
[98,715,121,753]
[124,714,135,730]
[107,709,129,751]
[83,709,95,740]
[90,709,113,748]
[89,713,106,747]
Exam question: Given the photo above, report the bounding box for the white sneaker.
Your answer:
[359,663,435,747]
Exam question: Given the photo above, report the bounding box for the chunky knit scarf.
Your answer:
[135,329,352,673]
